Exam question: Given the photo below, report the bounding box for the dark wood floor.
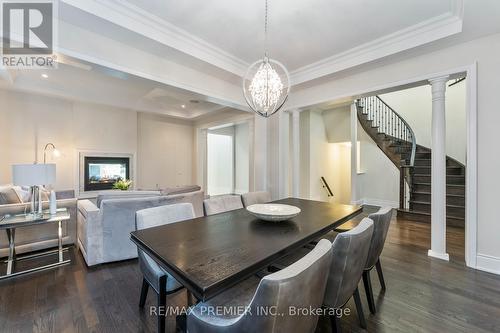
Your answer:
[1,208,500,333]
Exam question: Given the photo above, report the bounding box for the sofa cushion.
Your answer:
[96,190,161,208]
[161,185,201,196]
[0,186,21,204]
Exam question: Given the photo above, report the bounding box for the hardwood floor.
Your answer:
[1,208,499,333]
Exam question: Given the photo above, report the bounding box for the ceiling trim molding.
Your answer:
[60,0,249,76]
[57,46,248,111]
[290,6,464,85]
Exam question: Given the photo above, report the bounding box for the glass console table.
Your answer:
[0,208,71,279]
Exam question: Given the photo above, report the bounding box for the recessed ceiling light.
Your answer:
[181,104,186,109]
[41,73,48,79]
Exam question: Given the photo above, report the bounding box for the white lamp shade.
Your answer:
[12,164,56,186]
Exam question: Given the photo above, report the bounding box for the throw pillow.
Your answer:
[12,186,31,203]
[0,186,22,205]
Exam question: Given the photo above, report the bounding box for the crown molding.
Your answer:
[290,4,464,85]
[60,0,249,77]
[61,0,464,87]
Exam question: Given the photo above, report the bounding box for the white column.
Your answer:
[278,111,290,198]
[291,110,300,197]
[428,76,450,261]
[253,115,268,192]
[350,102,358,204]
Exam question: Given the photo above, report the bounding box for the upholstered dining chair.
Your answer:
[186,239,333,333]
[135,203,195,333]
[203,195,243,216]
[241,191,272,207]
[324,218,374,333]
[360,207,393,314]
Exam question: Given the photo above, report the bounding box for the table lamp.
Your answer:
[12,163,56,217]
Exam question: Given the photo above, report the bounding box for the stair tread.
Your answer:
[413,174,464,177]
[414,182,465,187]
[412,191,465,198]
[415,166,463,169]
[398,209,465,220]
[409,200,465,208]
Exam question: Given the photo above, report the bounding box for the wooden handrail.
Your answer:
[320,176,334,197]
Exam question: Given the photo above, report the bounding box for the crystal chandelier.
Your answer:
[243,0,290,118]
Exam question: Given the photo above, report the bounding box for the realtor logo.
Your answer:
[1,0,57,68]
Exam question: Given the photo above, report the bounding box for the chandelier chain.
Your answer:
[264,0,268,57]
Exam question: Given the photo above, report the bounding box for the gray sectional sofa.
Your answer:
[77,189,204,266]
[0,189,77,257]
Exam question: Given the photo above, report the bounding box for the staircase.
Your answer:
[357,96,465,228]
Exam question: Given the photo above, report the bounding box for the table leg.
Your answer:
[6,228,15,275]
[58,220,63,263]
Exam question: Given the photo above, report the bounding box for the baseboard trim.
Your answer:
[428,250,450,261]
[476,254,500,275]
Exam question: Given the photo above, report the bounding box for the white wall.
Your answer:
[282,32,500,272]
[234,122,249,194]
[0,89,195,193]
[194,110,258,195]
[137,113,194,190]
[319,106,399,206]
[308,111,336,203]
[380,83,466,164]
[357,122,400,207]
[207,128,234,195]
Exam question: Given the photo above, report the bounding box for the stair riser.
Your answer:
[413,175,465,185]
[412,159,463,168]
[413,184,465,195]
[410,202,431,213]
[413,167,464,175]
[448,206,465,217]
[411,193,465,206]
[407,203,465,217]
[415,159,431,166]
[397,210,465,228]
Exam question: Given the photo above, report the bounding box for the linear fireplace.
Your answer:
[83,156,130,191]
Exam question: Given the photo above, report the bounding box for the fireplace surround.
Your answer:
[78,152,134,196]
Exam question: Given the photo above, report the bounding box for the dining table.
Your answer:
[130,197,363,302]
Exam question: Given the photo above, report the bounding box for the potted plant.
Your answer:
[113,179,132,191]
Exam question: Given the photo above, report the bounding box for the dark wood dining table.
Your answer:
[130,197,362,302]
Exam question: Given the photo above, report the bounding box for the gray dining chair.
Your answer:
[186,239,333,333]
[203,195,243,216]
[241,191,271,207]
[135,203,195,333]
[361,207,393,314]
[324,218,374,333]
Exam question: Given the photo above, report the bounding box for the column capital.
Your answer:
[286,109,301,114]
[428,75,450,85]
[429,75,449,101]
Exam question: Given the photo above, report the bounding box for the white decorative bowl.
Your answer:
[246,204,301,222]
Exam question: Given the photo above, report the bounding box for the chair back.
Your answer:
[203,195,243,216]
[246,239,332,332]
[136,202,195,230]
[365,207,393,269]
[135,203,195,292]
[324,218,374,309]
[241,191,272,207]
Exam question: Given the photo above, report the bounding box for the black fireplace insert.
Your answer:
[84,156,130,191]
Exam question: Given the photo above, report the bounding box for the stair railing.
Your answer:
[320,176,334,197]
[357,96,416,210]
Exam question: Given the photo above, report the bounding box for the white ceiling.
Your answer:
[3,0,500,117]
[0,58,232,119]
[130,0,453,70]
